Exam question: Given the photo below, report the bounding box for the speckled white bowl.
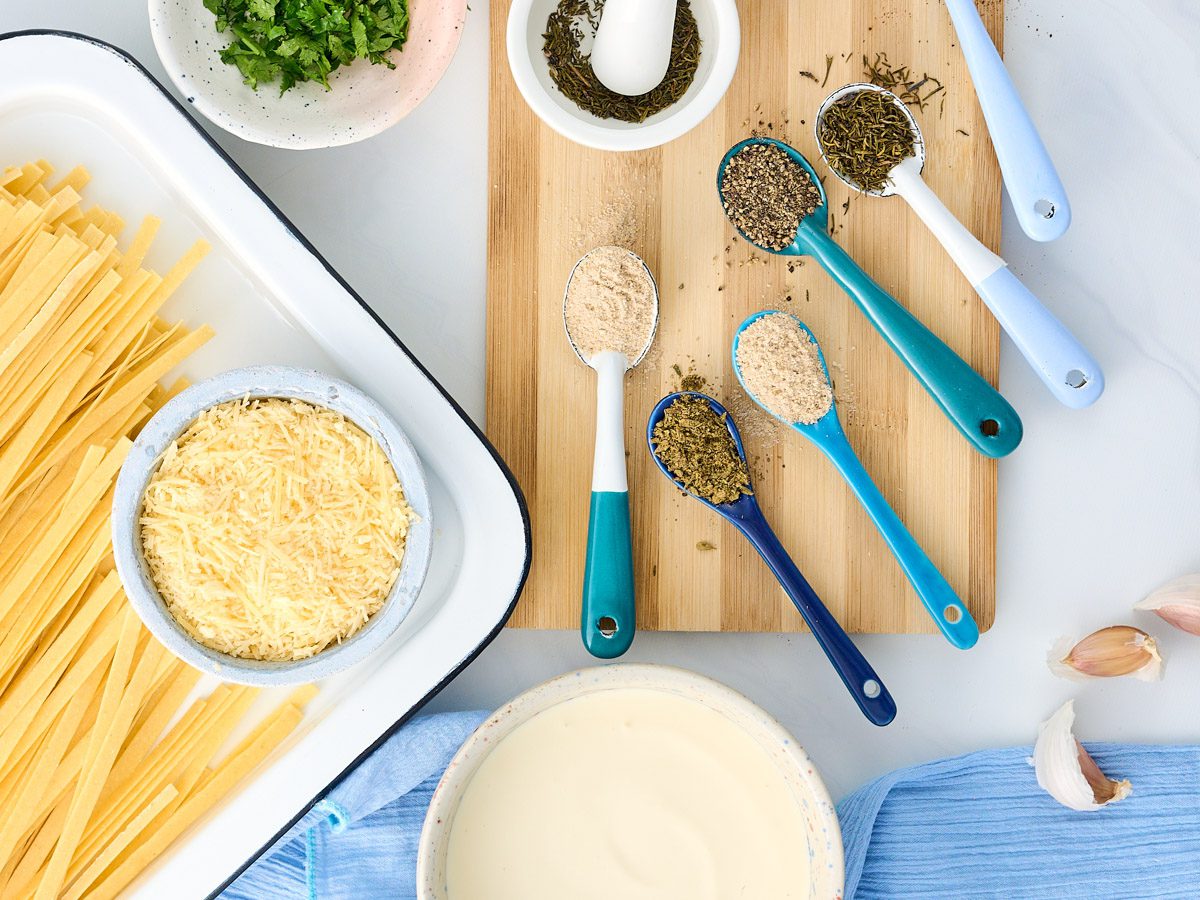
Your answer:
[417,664,845,899]
[149,0,467,149]
[507,0,740,152]
[111,366,433,686]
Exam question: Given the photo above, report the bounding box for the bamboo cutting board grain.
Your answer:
[488,0,1003,634]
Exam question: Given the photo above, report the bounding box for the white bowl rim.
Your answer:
[416,662,845,896]
[147,0,468,150]
[505,0,741,152]
[111,365,433,686]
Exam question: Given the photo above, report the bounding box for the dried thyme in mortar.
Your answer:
[651,396,751,505]
[543,0,701,123]
[720,144,822,251]
[817,89,916,193]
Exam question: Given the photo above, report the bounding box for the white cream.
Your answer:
[444,687,813,899]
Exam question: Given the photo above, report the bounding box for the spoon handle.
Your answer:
[943,0,1070,241]
[894,169,1104,408]
[581,353,636,658]
[815,424,979,649]
[799,227,1022,457]
[735,514,896,726]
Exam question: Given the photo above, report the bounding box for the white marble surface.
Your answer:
[3,0,1199,802]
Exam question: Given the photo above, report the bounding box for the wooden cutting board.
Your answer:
[487,0,1002,634]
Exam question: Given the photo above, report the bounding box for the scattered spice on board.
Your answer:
[697,540,716,551]
[736,313,833,425]
[651,396,751,505]
[564,246,657,363]
[720,143,822,251]
[543,0,701,123]
[817,88,916,192]
[863,51,945,111]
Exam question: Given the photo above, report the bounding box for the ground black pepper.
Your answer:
[719,144,822,251]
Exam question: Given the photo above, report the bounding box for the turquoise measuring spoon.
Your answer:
[718,137,1022,459]
[565,248,659,659]
[732,310,979,649]
[647,391,896,726]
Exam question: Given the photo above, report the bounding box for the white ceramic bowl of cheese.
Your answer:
[417,664,844,899]
[111,365,432,686]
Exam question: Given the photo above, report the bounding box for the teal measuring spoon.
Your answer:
[733,311,980,650]
[565,248,659,659]
[647,392,897,726]
[718,137,1021,459]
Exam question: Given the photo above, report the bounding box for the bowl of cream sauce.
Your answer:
[417,664,843,899]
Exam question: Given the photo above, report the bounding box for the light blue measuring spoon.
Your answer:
[718,136,1022,458]
[647,391,897,726]
[732,310,979,650]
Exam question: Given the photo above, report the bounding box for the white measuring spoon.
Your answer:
[564,248,659,658]
[591,0,677,96]
[816,84,1103,409]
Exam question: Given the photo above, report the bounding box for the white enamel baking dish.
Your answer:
[0,30,529,898]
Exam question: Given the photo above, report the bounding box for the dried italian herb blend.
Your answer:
[720,143,822,251]
[651,395,752,506]
[543,0,701,123]
[817,89,916,193]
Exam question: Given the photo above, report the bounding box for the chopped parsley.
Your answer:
[203,0,411,94]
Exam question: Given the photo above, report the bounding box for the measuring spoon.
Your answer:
[646,392,896,726]
[943,0,1070,241]
[564,248,659,659]
[815,84,1103,409]
[732,311,979,649]
[718,137,1022,458]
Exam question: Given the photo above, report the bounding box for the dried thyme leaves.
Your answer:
[863,52,945,112]
[817,89,916,193]
[543,0,701,123]
[651,396,751,506]
[720,143,822,251]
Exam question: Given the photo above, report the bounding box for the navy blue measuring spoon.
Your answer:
[647,392,897,726]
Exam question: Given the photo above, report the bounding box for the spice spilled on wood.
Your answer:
[564,246,657,364]
[863,52,945,112]
[818,89,916,193]
[543,0,701,123]
[736,313,832,425]
[720,143,822,251]
[651,396,752,505]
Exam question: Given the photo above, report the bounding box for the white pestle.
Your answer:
[590,0,678,97]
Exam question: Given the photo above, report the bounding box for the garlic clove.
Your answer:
[1046,625,1163,681]
[1033,700,1131,811]
[1134,573,1200,636]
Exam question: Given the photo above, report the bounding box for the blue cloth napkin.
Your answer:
[838,744,1200,899]
[221,710,488,900]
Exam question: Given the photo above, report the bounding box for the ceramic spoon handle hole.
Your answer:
[596,616,618,637]
[1034,198,1057,219]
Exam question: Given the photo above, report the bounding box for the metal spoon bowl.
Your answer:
[814,82,926,198]
[731,310,979,650]
[716,137,1022,456]
[646,391,896,726]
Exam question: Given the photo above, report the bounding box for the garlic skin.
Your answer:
[1046,625,1164,681]
[1134,573,1200,636]
[1034,701,1131,811]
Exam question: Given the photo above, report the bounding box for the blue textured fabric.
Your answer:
[837,744,1200,899]
[221,710,488,900]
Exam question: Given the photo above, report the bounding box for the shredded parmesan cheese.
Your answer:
[139,397,413,662]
